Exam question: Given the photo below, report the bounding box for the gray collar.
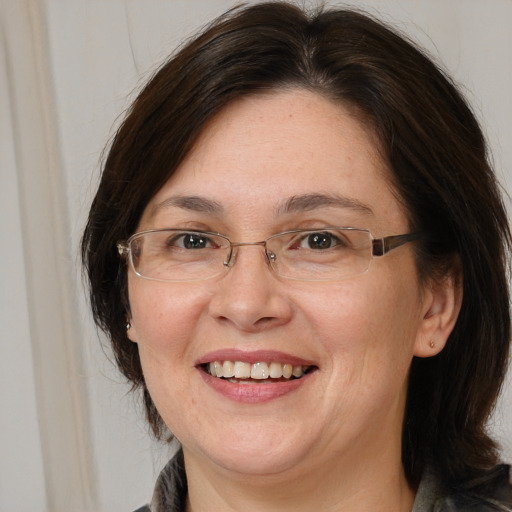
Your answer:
[148,453,511,512]
[150,450,187,512]
[412,468,446,512]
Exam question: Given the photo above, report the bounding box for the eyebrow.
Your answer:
[151,192,373,218]
[276,193,374,216]
[152,195,224,215]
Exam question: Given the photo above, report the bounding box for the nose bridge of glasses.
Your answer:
[223,240,273,268]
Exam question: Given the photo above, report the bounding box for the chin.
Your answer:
[185,427,310,477]
[209,448,303,477]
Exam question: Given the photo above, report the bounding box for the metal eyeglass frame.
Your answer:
[117,227,422,282]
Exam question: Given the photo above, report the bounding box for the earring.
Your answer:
[429,340,436,349]
[126,322,131,330]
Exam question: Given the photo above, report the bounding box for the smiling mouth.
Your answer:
[202,361,316,383]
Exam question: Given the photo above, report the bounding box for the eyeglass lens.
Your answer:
[128,229,374,282]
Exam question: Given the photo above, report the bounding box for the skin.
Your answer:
[127,89,461,512]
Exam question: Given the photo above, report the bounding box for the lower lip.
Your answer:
[198,369,314,403]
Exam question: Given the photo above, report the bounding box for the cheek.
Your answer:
[127,280,213,429]
[127,278,211,359]
[297,282,390,342]
[297,271,423,374]
[297,277,423,432]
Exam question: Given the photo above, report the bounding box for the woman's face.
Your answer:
[127,90,436,479]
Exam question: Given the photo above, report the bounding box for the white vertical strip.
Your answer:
[0,0,97,510]
[0,12,48,512]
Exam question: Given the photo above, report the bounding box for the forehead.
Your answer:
[142,89,407,232]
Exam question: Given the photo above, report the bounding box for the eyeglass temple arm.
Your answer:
[372,233,421,257]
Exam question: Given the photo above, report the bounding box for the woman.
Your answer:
[82,2,512,511]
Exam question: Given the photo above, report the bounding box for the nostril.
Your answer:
[254,316,276,328]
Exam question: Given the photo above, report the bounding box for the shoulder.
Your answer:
[439,465,512,512]
[135,449,187,512]
[414,465,512,512]
[440,493,512,511]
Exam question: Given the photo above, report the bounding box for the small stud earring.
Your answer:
[430,340,436,349]
[126,322,131,330]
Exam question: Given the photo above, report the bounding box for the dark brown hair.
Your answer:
[82,2,511,489]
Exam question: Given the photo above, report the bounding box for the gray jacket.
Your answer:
[134,451,512,512]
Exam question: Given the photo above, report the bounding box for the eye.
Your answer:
[169,232,216,249]
[299,231,344,250]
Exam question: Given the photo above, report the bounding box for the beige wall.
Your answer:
[1,1,511,510]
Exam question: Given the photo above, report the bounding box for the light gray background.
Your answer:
[1,1,511,511]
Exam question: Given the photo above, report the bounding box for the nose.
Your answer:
[208,244,293,333]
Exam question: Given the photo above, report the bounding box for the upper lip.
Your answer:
[194,349,317,367]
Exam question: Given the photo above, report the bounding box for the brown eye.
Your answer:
[298,232,346,250]
[169,232,214,249]
[306,232,334,249]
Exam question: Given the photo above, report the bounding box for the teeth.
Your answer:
[251,362,270,379]
[292,365,304,378]
[234,361,251,379]
[207,360,310,381]
[214,361,223,377]
[269,361,283,378]
[282,363,293,379]
[222,361,235,378]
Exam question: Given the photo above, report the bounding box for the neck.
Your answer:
[183,441,415,512]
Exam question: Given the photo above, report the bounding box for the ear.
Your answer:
[413,269,463,358]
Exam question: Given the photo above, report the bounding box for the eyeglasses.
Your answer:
[117,228,421,283]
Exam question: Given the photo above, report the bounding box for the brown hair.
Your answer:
[82,2,511,489]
